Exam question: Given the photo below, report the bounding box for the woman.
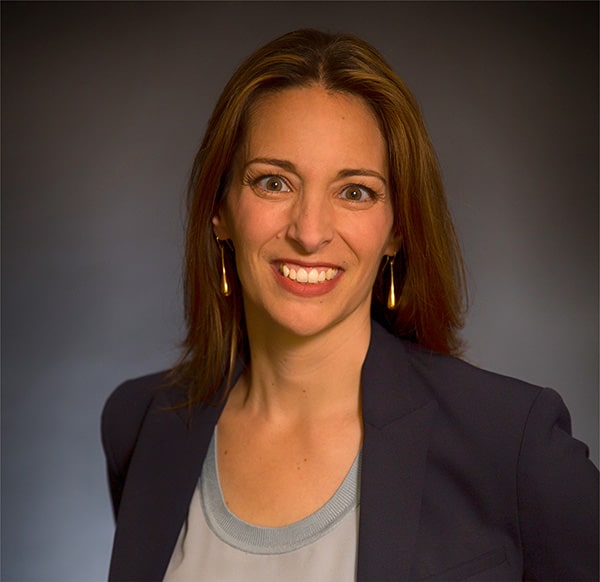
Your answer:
[102,30,598,581]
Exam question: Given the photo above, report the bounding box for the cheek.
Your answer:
[222,193,258,246]
[231,199,286,247]
[343,210,395,254]
[373,208,396,253]
[226,212,276,277]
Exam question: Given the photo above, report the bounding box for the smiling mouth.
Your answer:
[278,263,340,284]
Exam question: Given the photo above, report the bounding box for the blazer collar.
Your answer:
[109,323,437,581]
[357,322,438,581]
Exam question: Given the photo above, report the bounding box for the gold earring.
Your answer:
[216,237,231,297]
[387,254,396,310]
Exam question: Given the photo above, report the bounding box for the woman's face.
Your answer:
[213,85,398,338]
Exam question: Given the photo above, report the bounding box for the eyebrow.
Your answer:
[245,158,387,185]
[245,158,296,173]
[336,168,387,185]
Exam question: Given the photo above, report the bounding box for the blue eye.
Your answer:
[341,185,375,202]
[257,175,291,192]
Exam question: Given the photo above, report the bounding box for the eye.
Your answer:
[340,184,376,202]
[256,175,291,193]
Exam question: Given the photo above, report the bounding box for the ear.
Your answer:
[384,231,402,257]
[211,211,231,240]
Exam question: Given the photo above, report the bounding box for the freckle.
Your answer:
[304,458,307,462]
[224,450,228,455]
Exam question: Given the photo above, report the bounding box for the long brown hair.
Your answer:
[175,29,467,404]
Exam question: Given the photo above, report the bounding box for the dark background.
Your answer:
[2,2,598,580]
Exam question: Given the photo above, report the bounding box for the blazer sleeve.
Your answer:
[517,387,599,581]
[100,376,157,519]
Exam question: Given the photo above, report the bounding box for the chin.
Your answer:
[273,316,335,339]
[266,303,368,341]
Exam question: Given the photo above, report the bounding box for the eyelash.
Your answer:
[259,175,290,192]
[340,183,378,203]
[245,173,291,193]
[244,173,381,203]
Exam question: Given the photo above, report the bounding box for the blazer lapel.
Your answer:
[357,323,438,581]
[108,388,225,581]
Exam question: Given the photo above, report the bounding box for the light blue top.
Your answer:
[165,429,361,581]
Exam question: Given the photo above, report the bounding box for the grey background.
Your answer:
[2,2,597,580]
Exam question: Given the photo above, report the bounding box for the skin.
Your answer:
[212,85,399,526]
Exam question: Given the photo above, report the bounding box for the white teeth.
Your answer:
[279,264,338,284]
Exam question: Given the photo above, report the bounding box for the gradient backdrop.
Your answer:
[2,2,598,580]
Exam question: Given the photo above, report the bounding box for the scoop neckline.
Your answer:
[200,429,361,554]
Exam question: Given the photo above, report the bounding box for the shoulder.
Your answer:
[406,340,576,450]
[101,371,181,479]
[102,371,175,434]
[404,339,545,412]
[367,322,576,456]
[371,321,545,416]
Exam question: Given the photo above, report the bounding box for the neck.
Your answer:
[232,313,372,422]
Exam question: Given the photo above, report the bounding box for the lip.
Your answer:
[275,258,343,270]
[271,259,343,298]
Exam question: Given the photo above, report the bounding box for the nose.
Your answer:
[286,193,334,253]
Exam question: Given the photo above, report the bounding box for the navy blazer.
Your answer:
[102,322,598,581]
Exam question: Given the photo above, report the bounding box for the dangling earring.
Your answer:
[387,254,396,310]
[216,236,231,297]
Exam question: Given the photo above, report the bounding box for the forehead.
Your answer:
[241,86,387,172]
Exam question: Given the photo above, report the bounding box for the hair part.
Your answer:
[173,29,467,405]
